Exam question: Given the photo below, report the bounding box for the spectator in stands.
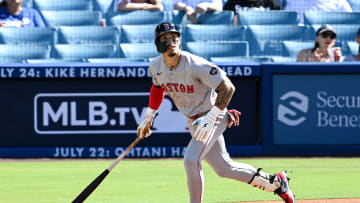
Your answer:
[344,27,360,62]
[297,24,342,62]
[285,0,353,24]
[115,0,164,11]
[223,0,280,12]
[0,0,45,27]
[223,0,280,25]
[173,0,223,24]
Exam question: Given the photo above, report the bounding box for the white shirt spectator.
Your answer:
[172,0,222,10]
[114,0,163,11]
[285,0,353,24]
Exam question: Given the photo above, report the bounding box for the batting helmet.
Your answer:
[155,22,180,53]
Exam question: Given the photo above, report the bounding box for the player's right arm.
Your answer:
[137,64,165,138]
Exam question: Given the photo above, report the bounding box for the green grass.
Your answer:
[0,158,359,202]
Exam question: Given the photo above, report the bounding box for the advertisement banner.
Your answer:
[273,74,360,145]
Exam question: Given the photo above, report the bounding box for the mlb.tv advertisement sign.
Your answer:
[273,74,360,145]
[0,63,260,158]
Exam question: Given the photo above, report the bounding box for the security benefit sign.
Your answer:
[273,74,360,145]
[34,93,188,134]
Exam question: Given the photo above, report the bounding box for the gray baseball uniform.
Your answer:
[149,51,257,203]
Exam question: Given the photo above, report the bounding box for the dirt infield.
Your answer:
[238,199,360,203]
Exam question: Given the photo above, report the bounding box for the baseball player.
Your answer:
[137,22,295,203]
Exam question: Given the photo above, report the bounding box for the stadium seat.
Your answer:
[210,56,272,63]
[57,26,119,45]
[41,11,102,26]
[236,11,298,25]
[0,44,51,60]
[183,24,244,42]
[23,0,33,8]
[120,24,157,43]
[163,0,173,11]
[34,0,92,10]
[244,25,311,56]
[282,41,314,57]
[87,58,148,63]
[119,43,159,59]
[171,10,186,24]
[348,0,360,11]
[271,56,297,63]
[107,11,166,25]
[184,41,249,59]
[0,27,55,45]
[304,11,360,25]
[310,24,360,42]
[53,44,117,59]
[94,0,115,13]
[26,58,86,63]
[347,41,359,55]
[196,11,234,24]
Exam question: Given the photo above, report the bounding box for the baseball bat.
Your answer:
[72,136,143,203]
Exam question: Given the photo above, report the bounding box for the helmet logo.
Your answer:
[164,23,169,30]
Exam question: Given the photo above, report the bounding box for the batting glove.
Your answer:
[192,106,223,141]
[227,109,241,128]
[137,108,157,139]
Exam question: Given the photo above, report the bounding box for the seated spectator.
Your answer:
[344,27,360,62]
[223,0,280,25]
[223,0,280,12]
[297,24,342,62]
[115,0,164,11]
[285,0,352,24]
[0,0,45,27]
[173,0,223,24]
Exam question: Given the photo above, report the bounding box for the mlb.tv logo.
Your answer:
[34,92,188,134]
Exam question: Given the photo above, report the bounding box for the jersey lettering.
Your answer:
[161,83,194,94]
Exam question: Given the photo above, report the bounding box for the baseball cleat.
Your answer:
[274,171,295,203]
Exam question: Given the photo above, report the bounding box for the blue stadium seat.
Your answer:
[237,11,298,25]
[0,44,51,60]
[185,41,249,59]
[57,26,119,45]
[34,0,93,10]
[26,58,85,63]
[348,0,360,11]
[0,58,25,63]
[183,24,244,42]
[163,0,173,11]
[310,24,360,42]
[347,41,359,55]
[120,24,157,43]
[94,0,115,13]
[171,10,186,24]
[41,11,102,26]
[87,58,148,63]
[53,44,117,59]
[23,0,33,8]
[271,56,297,63]
[119,43,159,59]
[210,56,272,63]
[282,41,314,57]
[196,11,234,24]
[304,11,360,25]
[107,11,166,25]
[244,25,311,56]
[0,27,55,45]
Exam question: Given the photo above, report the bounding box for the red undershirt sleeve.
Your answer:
[149,85,165,110]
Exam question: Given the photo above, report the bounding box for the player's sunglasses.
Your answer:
[320,32,336,39]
